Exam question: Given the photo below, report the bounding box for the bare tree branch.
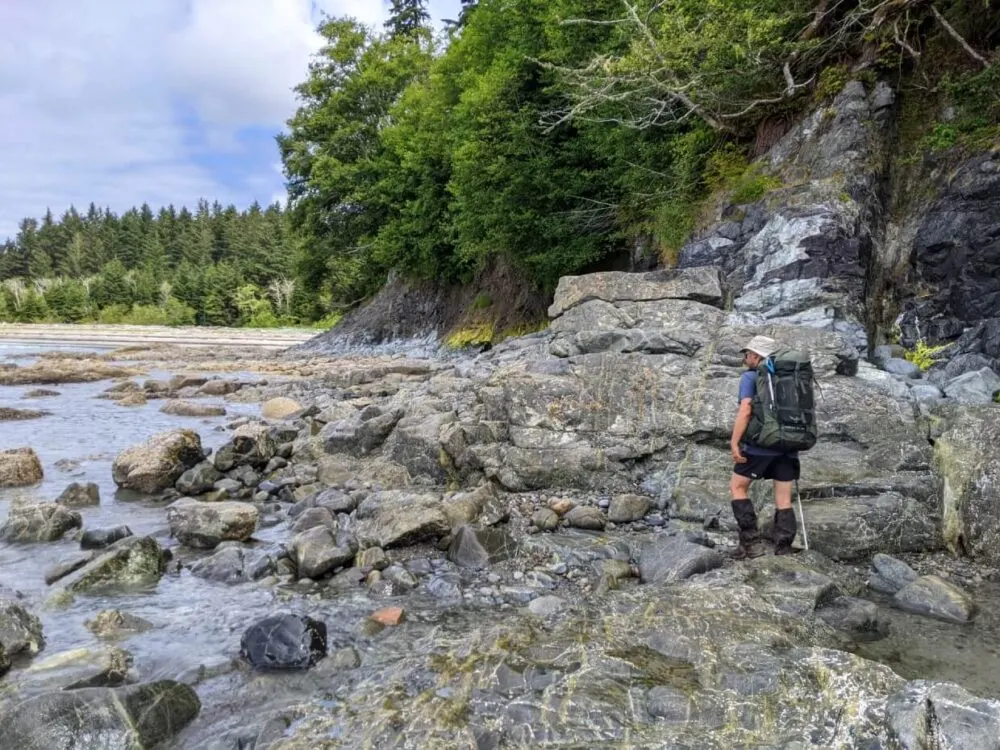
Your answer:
[930,5,990,68]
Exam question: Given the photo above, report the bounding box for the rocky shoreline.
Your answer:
[0,282,998,747]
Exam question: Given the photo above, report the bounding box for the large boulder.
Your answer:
[166,499,258,549]
[0,680,200,748]
[934,407,1000,562]
[0,447,44,488]
[240,613,327,670]
[112,429,204,494]
[354,491,451,549]
[56,536,168,594]
[0,503,82,543]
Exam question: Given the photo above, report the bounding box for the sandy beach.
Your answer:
[0,323,317,351]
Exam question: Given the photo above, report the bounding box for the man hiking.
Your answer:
[729,335,801,558]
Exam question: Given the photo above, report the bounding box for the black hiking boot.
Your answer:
[731,500,766,560]
[773,508,800,555]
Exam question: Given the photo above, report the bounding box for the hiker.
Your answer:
[729,335,802,558]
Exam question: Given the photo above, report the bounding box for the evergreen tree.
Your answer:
[385,0,429,38]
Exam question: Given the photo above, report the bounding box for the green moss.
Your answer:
[444,322,495,349]
[815,65,850,101]
[471,293,492,310]
[904,339,952,371]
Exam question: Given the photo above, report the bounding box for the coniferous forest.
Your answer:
[2,0,996,327]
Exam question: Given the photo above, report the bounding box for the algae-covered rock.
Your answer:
[112,429,204,493]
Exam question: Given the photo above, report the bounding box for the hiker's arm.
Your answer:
[730,398,753,462]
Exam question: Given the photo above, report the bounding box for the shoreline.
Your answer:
[0,323,318,351]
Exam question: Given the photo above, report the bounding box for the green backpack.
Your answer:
[745,348,818,452]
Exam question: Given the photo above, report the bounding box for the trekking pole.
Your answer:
[796,479,809,551]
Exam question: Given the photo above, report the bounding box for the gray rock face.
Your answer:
[55,481,100,507]
[0,503,82,543]
[240,613,327,670]
[354,491,450,549]
[638,536,724,584]
[893,575,976,624]
[935,408,1000,562]
[0,680,201,749]
[112,429,204,494]
[898,153,1000,348]
[447,525,518,570]
[166,499,258,549]
[796,492,940,562]
[888,680,1000,750]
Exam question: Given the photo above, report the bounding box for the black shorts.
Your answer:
[733,453,800,482]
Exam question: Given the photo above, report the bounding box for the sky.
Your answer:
[0,0,462,241]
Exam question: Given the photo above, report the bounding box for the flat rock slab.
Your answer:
[638,535,724,584]
[548,267,724,318]
[893,575,976,623]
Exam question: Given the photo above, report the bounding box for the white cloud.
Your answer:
[0,0,461,241]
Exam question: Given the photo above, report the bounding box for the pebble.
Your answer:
[547,562,568,576]
[487,573,501,584]
[646,514,666,527]
[513,571,524,581]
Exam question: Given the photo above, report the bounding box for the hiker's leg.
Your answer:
[730,472,752,500]
[774,480,793,510]
[730,467,764,559]
[771,456,800,553]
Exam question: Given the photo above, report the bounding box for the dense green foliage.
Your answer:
[280,0,998,306]
[0,201,304,326]
[5,1,996,329]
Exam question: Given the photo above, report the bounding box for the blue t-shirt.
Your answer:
[738,370,796,457]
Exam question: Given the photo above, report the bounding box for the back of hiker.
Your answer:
[728,335,816,559]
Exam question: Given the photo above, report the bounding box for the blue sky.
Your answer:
[0,0,462,241]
